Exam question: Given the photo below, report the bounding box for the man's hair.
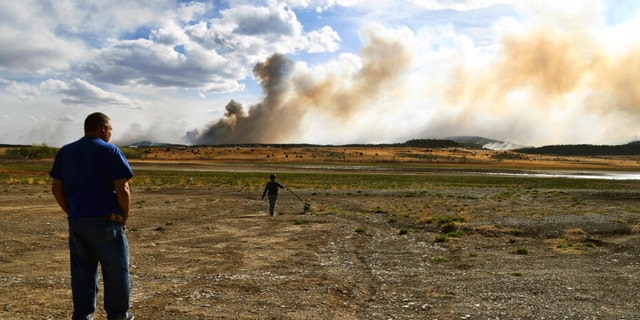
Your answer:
[84,112,110,133]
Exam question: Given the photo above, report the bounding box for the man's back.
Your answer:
[50,136,133,218]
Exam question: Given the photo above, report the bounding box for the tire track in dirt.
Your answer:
[317,213,375,317]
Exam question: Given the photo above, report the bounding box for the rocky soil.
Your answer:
[2,175,640,319]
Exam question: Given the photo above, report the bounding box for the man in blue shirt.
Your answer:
[50,112,135,320]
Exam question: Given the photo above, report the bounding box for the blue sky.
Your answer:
[1,0,639,148]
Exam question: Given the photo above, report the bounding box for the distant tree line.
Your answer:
[5,140,638,159]
[516,142,640,156]
[2,144,58,159]
[190,140,470,149]
[403,139,467,148]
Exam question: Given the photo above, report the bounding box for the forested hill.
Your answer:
[516,141,640,156]
[402,139,467,148]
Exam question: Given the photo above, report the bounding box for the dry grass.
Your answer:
[2,146,640,319]
[126,145,640,170]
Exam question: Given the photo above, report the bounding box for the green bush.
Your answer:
[435,235,447,242]
[120,147,145,159]
[441,222,457,233]
[3,144,58,159]
[432,256,449,263]
[447,231,465,238]
[515,247,528,255]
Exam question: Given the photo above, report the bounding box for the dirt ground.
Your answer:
[2,150,640,319]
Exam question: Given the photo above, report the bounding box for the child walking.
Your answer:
[262,174,285,216]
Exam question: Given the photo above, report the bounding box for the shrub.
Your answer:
[3,144,58,159]
[447,231,465,238]
[432,256,449,263]
[372,206,385,213]
[120,147,145,159]
[441,222,457,233]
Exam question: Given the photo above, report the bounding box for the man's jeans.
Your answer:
[68,218,131,320]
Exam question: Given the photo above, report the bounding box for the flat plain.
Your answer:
[1,146,640,319]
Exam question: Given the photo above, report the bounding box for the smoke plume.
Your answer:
[187,27,413,145]
[188,8,640,147]
[188,53,294,144]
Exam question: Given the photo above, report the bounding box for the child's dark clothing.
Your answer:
[262,180,285,216]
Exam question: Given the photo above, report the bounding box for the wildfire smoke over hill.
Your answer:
[186,7,640,146]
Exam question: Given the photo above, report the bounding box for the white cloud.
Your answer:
[190,2,341,62]
[79,38,241,91]
[55,114,77,122]
[303,26,341,53]
[45,0,176,38]
[407,0,514,11]
[310,0,515,13]
[0,2,86,75]
[1,79,41,100]
[23,115,40,122]
[225,4,301,36]
[1,0,640,147]
[63,1,342,94]
[41,78,146,109]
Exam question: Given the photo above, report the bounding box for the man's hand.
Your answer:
[51,178,69,214]
[113,178,130,225]
[106,213,125,224]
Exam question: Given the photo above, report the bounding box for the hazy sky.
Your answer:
[1,0,639,147]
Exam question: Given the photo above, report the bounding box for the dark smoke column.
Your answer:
[187,54,295,145]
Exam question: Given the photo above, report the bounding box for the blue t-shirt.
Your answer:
[50,137,134,218]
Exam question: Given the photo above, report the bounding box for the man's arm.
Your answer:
[113,178,131,225]
[51,178,68,214]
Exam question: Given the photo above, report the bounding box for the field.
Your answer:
[1,146,640,319]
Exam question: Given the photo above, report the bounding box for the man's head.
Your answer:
[84,112,112,142]
[270,174,276,180]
